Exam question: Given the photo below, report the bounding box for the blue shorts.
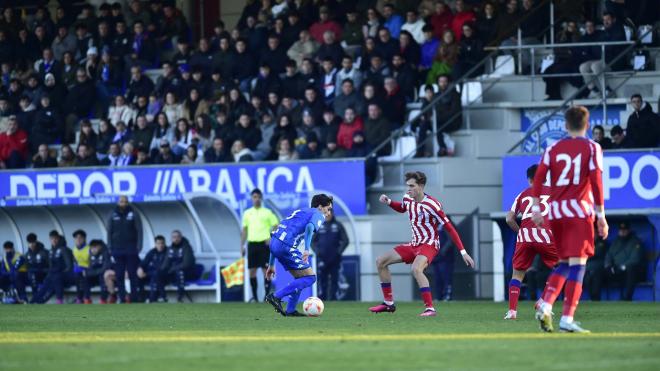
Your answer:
[270,239,311,271]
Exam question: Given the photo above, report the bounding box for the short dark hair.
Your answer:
[564,106,589,131]
[72,229,86,238]
[251,188,263,196]
[593,124,605,133]
[26,233,37,243]
[341,78,354,86]
[311,194,333,208]
[405,171,427,185]
[3,241,13,249]
[630,93,642,101]
[49,230,59,238]
[155,235,165,242]
[89,239,104,247]
[526,164,538,180]
[611,125,624,136]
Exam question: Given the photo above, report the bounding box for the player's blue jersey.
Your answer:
[271,208,325,248]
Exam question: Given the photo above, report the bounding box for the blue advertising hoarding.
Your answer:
[502,151,660,211]
[0,160,367,216]
[520,105,626,153]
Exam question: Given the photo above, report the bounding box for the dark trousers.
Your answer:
[82,274,108,300]
[167,268,195,300]
[432,260,454,300]
[413,119,449,157]
[143,270,167,301]
[34,272,74,303]
[0,272,27,301]
[542,62,581,100]
[606,267,640,301]
[584,266,605,301]
[113,253,140,302]
[318,258,341,301]
[3,150,26,169]
[27,270,46,301]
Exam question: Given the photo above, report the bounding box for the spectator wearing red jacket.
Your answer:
[0,116,28,169]
[336,107,364,150]
[309,7,342,44]
[429,1,454,39]
[450,0,475,42]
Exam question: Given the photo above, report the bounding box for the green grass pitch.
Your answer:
[0,301,659,371]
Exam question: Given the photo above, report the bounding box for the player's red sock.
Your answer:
[420,287,433,309]
[509,279,521,311]
[562,265,586,319]
[542,263,569,305]
[381,283,393,304]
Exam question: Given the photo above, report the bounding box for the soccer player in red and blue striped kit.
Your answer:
[504,164,559,320]
[369,171,475,317]
[531,106,609,333]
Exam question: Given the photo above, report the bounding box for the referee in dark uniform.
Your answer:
[241,188,279,302]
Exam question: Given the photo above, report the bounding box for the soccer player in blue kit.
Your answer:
[265,194,333,317]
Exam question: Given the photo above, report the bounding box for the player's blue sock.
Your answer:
[274,275,316,300]
[286,291,302,314]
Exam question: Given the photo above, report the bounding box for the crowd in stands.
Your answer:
[592,94,660,150]
[0,0,658,173]
[0,196,197,304]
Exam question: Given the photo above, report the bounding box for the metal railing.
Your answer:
[365,0,560,162]
[507,24,659,154]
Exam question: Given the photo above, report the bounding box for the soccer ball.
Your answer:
[302,296,324,317]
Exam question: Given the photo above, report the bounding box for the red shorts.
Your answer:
[512,242,559,271]
[394,243,438,264]
[549,219,595,260]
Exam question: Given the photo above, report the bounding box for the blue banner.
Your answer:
[502,151,660,211]
[520,105,626,153]
[0,161,367,215]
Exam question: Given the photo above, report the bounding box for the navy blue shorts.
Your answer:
[270,239,311,271]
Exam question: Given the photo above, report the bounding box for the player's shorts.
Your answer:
[247,241,270,269]
[270,238,311,271]
[394,243,438,264]
[512,242,559,271]
[550,219,595,260]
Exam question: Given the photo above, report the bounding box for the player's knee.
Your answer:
[376,256,388,269]
[411,263,424,276]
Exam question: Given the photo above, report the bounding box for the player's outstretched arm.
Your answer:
[380,194,405,213]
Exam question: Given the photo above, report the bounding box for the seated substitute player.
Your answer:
[83,240,113,304]
[504,164,558,320]
[33,231,74,304]
[532,106,609,333]
[1,241,28,303]
[163,230,196,302]
[25,233,49,303]
[71,230,91,304]
[137,235,169,303]
[265,194,334,317]
[369,171,475,317]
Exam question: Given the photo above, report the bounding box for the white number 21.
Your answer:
[556,153,581,186]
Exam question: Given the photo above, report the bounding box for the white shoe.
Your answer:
[504,310,517,320]
[535,305,554,332]
[588,89,600,99]
[559,320,591,333]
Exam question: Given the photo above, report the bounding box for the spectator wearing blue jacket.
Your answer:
[383,4,403,39]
